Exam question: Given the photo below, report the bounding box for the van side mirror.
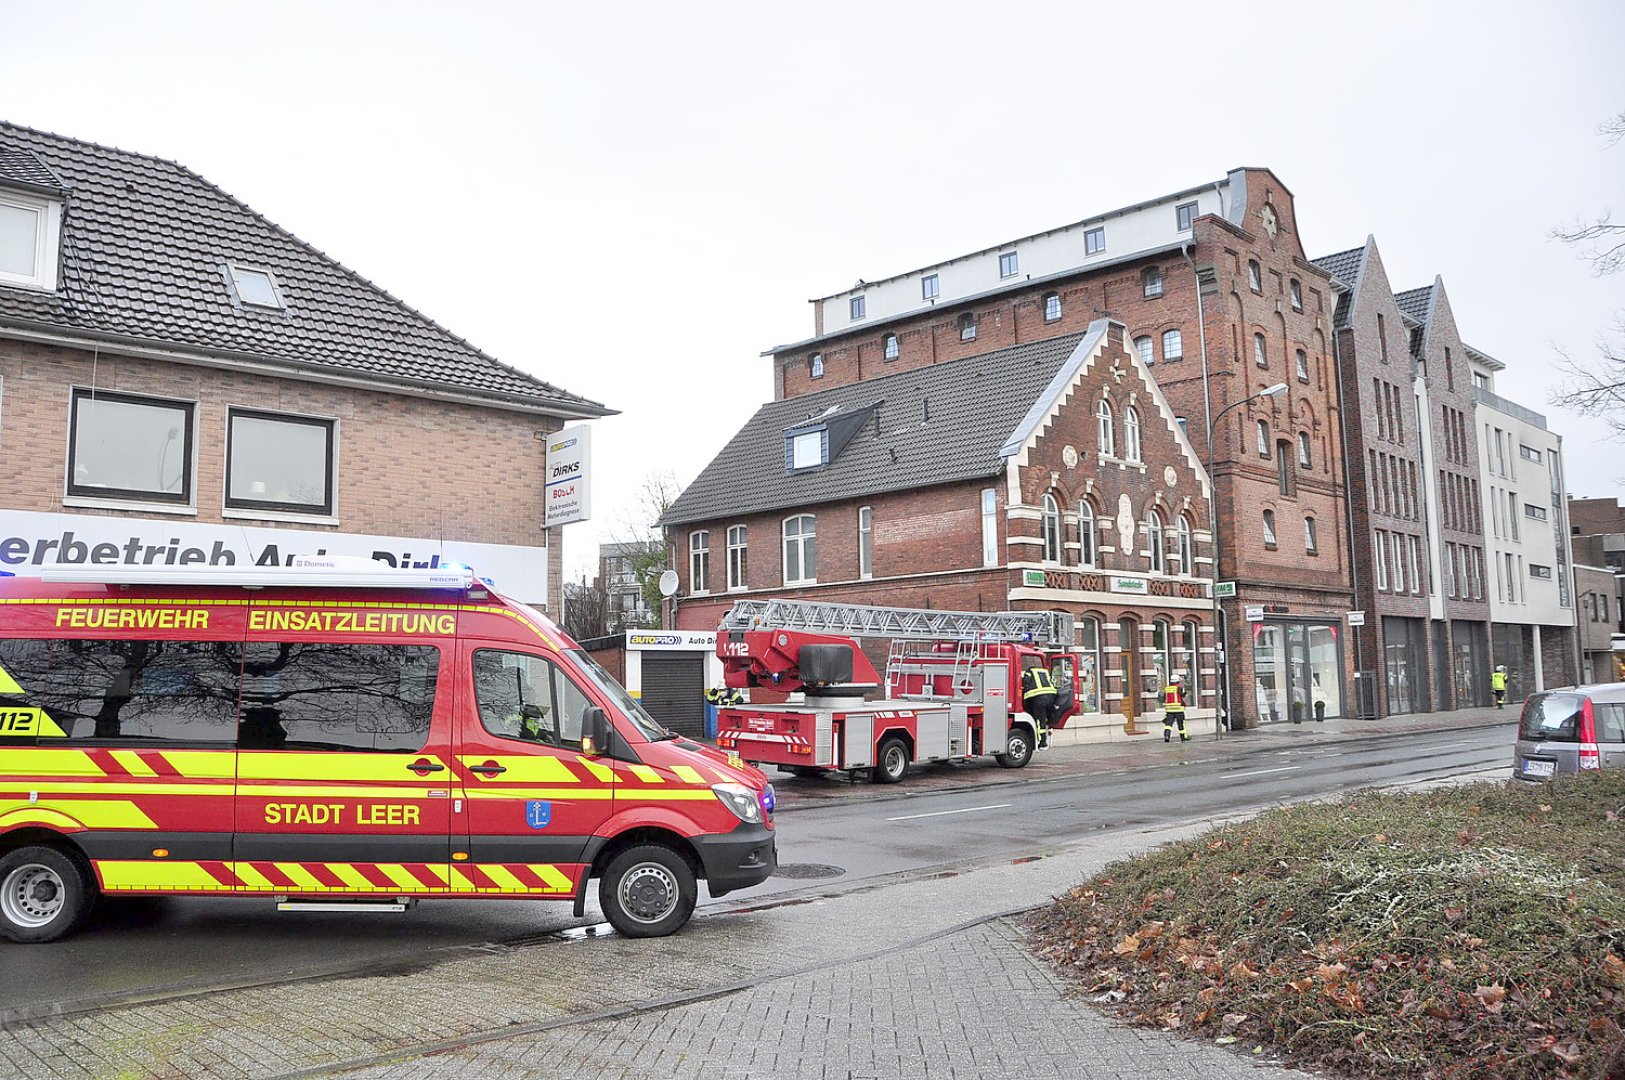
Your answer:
[581,707,611,756]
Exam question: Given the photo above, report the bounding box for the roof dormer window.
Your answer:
[0,189,63,292]
[787,428,826,472]
[227,263,285,309]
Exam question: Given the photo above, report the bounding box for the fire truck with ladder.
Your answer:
[713,599,1083,783]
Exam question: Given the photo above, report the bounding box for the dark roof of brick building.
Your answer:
[662,333,1087,526]
[0,121,609,416]
[1311,245,1366,328]
[1394,286,1433,325]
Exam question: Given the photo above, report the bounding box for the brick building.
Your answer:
[0,122,609,610]
[663,320,1219,743]
[726,168,1353,728]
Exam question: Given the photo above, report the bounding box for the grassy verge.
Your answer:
[1026,771,1625,1078]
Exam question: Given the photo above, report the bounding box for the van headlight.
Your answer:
[712,782,764,823]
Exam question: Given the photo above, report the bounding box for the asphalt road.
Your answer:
[0,724,1511,1023]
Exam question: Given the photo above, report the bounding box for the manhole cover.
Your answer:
[772,863,845,880]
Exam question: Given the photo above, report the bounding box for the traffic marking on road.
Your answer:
[886,803,1012,821]
[1223,766,1302,778]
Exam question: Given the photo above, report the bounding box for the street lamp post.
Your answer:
[1205,381,1289,738]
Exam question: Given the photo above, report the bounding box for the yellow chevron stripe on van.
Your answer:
[96,862,233,892]
[4,749,105,777]
[275,863,325,890]
[575,758,618,784]
[0,664,24,696]
[456,756,579,784]
[234,863,276,890]
[329,864,375,890]
[158,751,235,779]
[627,765,664,784]
[529,864,574,891]
[380,864,431,891]
[480,865,528,892]
[237,754,448,782]
[109,750,159,777]
[670,765,706,785]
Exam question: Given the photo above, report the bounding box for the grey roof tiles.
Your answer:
[0,121,608,416]
[1394,286,1433,325]
[662,334,1086,526]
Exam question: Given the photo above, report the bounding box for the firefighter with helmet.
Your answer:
[1491,665,1508,709]
[1020,658,1059,749]
[1163,673,1190,743]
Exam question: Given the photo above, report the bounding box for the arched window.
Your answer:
[1305,516,1319,554]
[1175,516,1193,575]
[726,525,748,590]
[1161,328,1183,361]
[809,353,824,378]
[1295,348,1309,381]
[1041,493,1061,564]
[958,313,977,341]
[1134,335,1154,366]
[1096,400,1115,457]
[1262,509,1277,546]
[883,333,899,361]
[1123,407,1142,463]
[1077,500,1097,568]
[1254,332,1268,368]
[782,514,817,585]
[1043,292,1061,322]
[1146,508,1165,573]
[1256,419,1271,457]
[1298,431,1312,467]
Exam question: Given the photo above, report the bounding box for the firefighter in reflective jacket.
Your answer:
[705,685,744,707]
[1162,674,1189,743]
[1021,660,1059,749]
[1491,666,1508,709]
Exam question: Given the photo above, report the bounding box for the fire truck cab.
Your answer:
[0,562,776,943]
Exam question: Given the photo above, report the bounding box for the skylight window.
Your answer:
[228,264,285,309]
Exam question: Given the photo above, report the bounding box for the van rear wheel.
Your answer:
[0,846,96,944]
[599,845,697,938]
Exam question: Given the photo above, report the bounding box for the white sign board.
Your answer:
[1244,605,1265,622]
[1347,610,1366,626]
[0,509,548,603]
[626,631,717,652]
[544,424,592,527]
[1108,576,1150,595]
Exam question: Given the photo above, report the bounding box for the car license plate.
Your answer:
[1521,759,1555,778]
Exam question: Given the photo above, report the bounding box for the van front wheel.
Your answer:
[0,846,96,944]
[599,845,697,938]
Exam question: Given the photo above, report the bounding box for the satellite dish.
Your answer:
[657,569,679,598]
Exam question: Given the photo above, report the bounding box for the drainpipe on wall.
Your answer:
[1329,309,1366,717]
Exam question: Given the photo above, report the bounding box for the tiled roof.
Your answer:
[1394,286,1433,325]
[1311,246,1366,328]
[662,334,1086,526]
[0,121,609,416]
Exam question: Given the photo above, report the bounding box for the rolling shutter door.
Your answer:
[640,653,706,738]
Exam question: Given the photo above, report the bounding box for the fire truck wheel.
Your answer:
[996,726,1034,769]
[872,737,910,784]
[0,845,97,944]
[599,845,697,938]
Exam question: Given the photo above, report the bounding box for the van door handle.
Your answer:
[408,759,446,775]
[468,761,507,777]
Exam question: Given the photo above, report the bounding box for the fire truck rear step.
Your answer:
[275,898,417,913]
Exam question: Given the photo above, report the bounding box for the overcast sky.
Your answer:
[5,1,1621,581]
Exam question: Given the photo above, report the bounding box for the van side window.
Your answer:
[240,642,438,752]
[1596,703,1625,743]
[0,638,240,744]
[474,650,590,748]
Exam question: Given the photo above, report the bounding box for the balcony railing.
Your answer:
[1475,387,1547,430]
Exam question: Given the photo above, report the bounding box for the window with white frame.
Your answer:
[921,274,939,300]
[1295,348,1309,382]
[1375,530,1388,589]
[1505,552,1516,603]
[1263,509,1277,547]
[0,190,63,291]
[1289,278,1302,311]
[1078,500,1096,568]
[726,525,748,590]
[1161,328,1183,360]
[999,251,1019,278]
[1096,400,1115,456]
[689,530,710,594]
[1256,419,1271,457]
[883,333,899,360]
[788,429,824,471]
[1391,531,1405,592]
[1123,407,1142,463]
[809,353,824,379]
[1041,493,1062,564]
[981,488,998,567]
[1305,515,1318,554]
[1175,201,1197,231]
[68,389,195,505]
[1247,260,1262,292]
[1408,535,1422,594]
[1524,503,1548,522]
[1142,267,1163,298]
[1151,619,1173,686]
[1441,541,1455,597]
[850,295,866,320]
[958,312,977,341]
[1043,292,1061,322]
[1146,508,1165,573]
[226,408,336,515]
[1134,335,1153,366]
[782,515,817,585]
[858,506,873,579]
[1179,620,1200,689]
[1297,431,1311,468]
[227,264,285,309]
[1084,227,1105,255]
[1254,332,1268,368]
[1175,516,1193,574]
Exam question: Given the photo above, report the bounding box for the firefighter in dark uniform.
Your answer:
[1021,659,1059,749]
[1162,673,1189,743]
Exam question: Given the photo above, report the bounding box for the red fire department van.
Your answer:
[0,562,776,943]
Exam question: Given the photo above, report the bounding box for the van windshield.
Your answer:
[564,649,668,741]
[1519,693,1583,742]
